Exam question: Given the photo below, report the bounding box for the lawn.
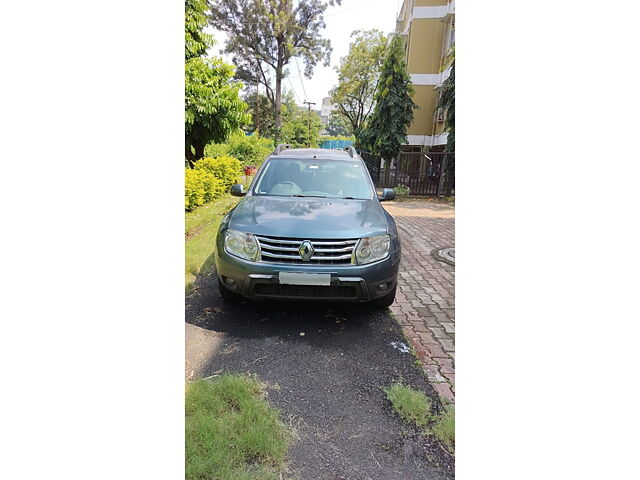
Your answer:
[185,177,254,294]
[186,375,290,480]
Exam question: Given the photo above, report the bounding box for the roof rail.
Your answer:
[273,143,291,155]
[344,145,357,158]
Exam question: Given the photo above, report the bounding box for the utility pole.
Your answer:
[303,100,316,148]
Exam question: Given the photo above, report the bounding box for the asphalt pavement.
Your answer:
[185,270,454,479]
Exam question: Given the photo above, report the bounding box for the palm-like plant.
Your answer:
[437,61,455,194]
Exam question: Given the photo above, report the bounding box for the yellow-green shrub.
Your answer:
[185,168,223,212]
[195,156,243,187]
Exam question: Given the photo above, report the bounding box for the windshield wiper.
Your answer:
[340,196,356,199]
[293,194,327,198]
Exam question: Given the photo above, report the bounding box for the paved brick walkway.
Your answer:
[383,201,455,403]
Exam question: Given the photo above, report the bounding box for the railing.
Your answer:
[361,151,454,196]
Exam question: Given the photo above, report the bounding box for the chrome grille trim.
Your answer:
[255,235,358,265]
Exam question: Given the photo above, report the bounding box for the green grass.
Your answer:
[186,375,290,480]
[384,383,455,454]
[432,403,455,453]
[185,178,253,294]
[185,194,240,293]
[384,383,433,427]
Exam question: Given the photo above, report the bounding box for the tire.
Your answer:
[218,278,243,302]
[370,285,397,308]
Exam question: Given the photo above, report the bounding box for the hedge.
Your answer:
[195,156,243,186]
[185,155,243,212]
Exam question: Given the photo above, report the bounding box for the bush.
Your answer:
[394,184,410,195]
[229,134,273,167]
[185,169,223,212]
[195,156,243,187]
[203,142,230,158]
[204,133,273,167]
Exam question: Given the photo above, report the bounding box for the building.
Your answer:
[318,96,334,136]
[396,0,455,152]
[319,97,333,126]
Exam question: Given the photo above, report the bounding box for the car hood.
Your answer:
[228,196,388,239]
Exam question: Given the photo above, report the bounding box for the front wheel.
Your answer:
[218,278,243,302]
[370,285,397,308]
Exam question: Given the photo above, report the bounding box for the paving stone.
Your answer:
[383,201,455,402]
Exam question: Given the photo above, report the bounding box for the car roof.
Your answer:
[270,148,360,161]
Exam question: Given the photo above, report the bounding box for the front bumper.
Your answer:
[214,244,400,302]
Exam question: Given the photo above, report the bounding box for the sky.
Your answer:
[208,0,403,109]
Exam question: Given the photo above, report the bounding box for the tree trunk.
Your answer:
[274,67,282,130]
[274,39,284,138]
[185,144,196,169]
[194,142,205,161]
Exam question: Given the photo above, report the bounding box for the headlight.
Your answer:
[224,229,259,262]
[355,234,390,265]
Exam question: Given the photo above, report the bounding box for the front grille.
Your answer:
[254,284,357,298]
[255,235,358,265]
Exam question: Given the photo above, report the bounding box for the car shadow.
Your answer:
[186,262,385,341]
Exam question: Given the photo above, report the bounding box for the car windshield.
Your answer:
[253,157,373,199]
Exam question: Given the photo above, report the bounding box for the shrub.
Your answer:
[203,142,230,158]
[185,169,223,211]
[185,168,223,212]
[195,156,243,187]
[394,184,410,195]
[204,133,273,168]
[229,134,273,167]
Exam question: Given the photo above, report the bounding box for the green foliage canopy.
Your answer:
[359,35,416,159]
[325,114,352,137]
[437,61,455,152]
[185,0,250,164]
[330,29,387,140]
[209,0,339,132]
[281,104,322,148]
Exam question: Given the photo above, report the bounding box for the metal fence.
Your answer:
[319,139,354,150]
[361,151,454,196]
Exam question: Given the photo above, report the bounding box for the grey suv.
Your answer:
[214,145,400,307]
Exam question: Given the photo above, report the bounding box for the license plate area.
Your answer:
[278,272,331,286]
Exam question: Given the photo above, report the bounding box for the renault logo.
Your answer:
[298,240,315,261]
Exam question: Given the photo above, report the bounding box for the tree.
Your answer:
[437,61,455,152]
[243,89,296,138]
[209,0,340,134]
[359,35,416,160]
[326,114,352,137]
[437,60,454,194]
[185,0,250,166]
[330,29,386,140]
[281,104,322,148]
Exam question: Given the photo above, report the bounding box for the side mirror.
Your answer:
[378,188,395,202]
[230,184,245,197]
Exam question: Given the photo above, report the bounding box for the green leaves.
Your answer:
[210,0,337,127]
[437,61,455,152]
[330,29,387,139]
[359,35,416,159]
[185,0,250,161]
[280,104,322,148]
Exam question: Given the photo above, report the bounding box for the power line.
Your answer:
[294,57,308,100]
[286,77,301,103]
